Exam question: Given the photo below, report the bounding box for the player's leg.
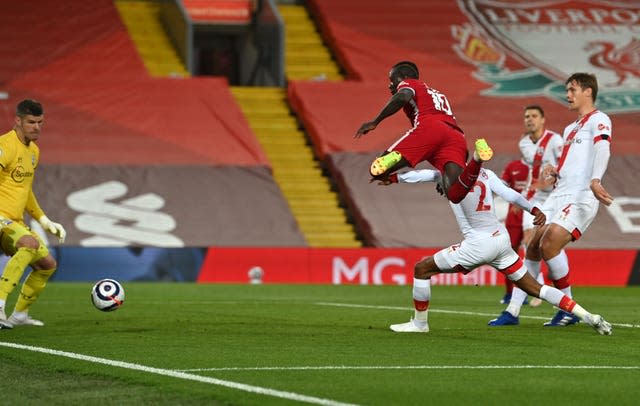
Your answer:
[390,255,441,333]
[369,150,409,179]
[0,224,40,329]
[8,241,56,327]
[369,127,425,179]
[540,224,578,326]
[489,225,548,325]
[511,269,611,335]
[391,238,479,333]
[522,214,543,306]
[488,256,527,326]
[501,222,523,304]
[442,139,493,203]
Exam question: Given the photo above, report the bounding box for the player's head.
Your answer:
[14,99,44,142]
[523,105,545,136]
[391,61,419,79]
[564,72,598,103]
[389,61,419,94]
[524,104,544,117]
[16,99,44,117]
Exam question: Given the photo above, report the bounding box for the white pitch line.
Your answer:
[181,365,640,372]
[0,341,357,406]
[315,302,640,328]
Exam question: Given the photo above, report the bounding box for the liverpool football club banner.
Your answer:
[455,0,640,113]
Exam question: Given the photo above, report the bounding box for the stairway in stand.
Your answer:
[115,0,189,77]
[278,4,344,81]
[231,87,360,247]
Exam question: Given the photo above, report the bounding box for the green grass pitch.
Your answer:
[1,283,639,405]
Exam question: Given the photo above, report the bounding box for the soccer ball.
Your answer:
[91,279,125,312]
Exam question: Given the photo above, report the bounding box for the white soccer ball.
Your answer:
[91,279,125,312]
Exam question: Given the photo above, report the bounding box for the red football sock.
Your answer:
[413,299,429,312]
[446,159,482,203]
[505,277,514,295]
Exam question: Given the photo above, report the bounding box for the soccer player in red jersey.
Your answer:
[355,61,493,203]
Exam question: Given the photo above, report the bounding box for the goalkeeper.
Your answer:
[0,99,66,329]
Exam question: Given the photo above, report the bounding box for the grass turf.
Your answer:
[1,283,638,405]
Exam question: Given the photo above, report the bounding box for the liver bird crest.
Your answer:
[585,38,640,86]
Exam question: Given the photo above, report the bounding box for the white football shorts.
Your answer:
[540,192,599,240]
[434,231,520,273]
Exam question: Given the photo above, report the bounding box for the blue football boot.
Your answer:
[488,311,519,326]
[543,310,580,326]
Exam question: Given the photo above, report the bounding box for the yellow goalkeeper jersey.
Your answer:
[0,129,44,222]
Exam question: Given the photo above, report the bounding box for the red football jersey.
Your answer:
[501,159,529,236]
[501,159,529,193]
[396,78,461,130]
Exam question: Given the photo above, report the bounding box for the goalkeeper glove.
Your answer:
[38,215,66,243]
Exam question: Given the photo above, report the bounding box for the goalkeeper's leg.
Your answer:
[9,245,56,327]
[15,267,56,313]
[0,223,41,307]
[0,247,38,303]
[0,247,37,328]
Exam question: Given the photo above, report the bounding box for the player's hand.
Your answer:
[590,179,613,206]
[38,215,67,243]
[355,121,377,138]
[531,207,546,226]
[540,164,558,188]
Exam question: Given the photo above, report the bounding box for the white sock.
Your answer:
[412,278,431,302]
[539,285,588,320]
[547,251,571,297]
[569,303,589,321]
[539,285,564,306]
[524,259,541,279]
[506,287,528,317]
[414,310,428,327]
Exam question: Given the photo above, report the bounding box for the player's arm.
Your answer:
[396,169,441,184]
[488,173,545,225]
[590,134,613,206]
[355,89,412,138]
[26,190,67,243]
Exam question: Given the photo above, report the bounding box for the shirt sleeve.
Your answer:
[547,133,564,164]
[487,170,533,212]
[25,189,45,221]
[518,136,537,165]
[591,139,611,181]
[396,80,416,96]
[397,169,442,183]
[0,139,14,170]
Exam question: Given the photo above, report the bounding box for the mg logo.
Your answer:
[332,256,408,285]
[67,181,183,247]
[331,256,500,286]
